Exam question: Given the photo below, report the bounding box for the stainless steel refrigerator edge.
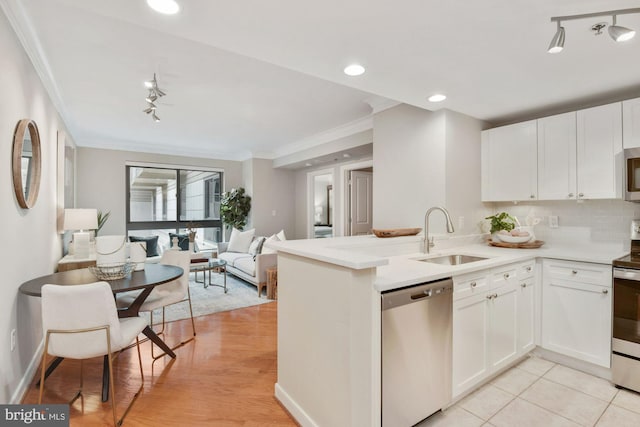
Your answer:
[381,278,453,426]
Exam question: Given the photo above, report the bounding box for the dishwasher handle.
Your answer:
[381,278,453,311]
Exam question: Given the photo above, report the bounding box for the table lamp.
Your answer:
[64,208,98,258]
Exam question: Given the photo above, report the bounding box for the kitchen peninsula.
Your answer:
[270,234,626,427]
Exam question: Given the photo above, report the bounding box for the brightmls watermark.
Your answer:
[0,405,68,426]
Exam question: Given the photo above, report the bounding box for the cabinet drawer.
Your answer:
[491,266,518,287]
[453,272,490,300]
[519,261,535,279]
[545,260,611,286]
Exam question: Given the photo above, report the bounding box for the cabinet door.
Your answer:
[542,263,612,368]
[623,98,640,149]
[518,279,535,354]
[489,281,519,372]
[537,112,577,200]
[576,103,623,199]
[481,120,537,202]
[452,293,489,397]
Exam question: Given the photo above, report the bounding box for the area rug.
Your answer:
[147,271,272,323]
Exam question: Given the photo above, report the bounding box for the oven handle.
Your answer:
[614,267,640,281]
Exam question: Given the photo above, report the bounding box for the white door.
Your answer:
[452,292,489,398]
[489,282,518,372]
[537,112,577,200]
[349,170,373,236]
[481,120,538,202]
[517,278,536,354]
[576,102,623,199]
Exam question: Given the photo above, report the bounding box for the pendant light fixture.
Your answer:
[548,7,638,53]
[143,73,166,122]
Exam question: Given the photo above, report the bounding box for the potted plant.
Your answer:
[95,210,111,237]
[485,212,516,241]
[220,187,252,231]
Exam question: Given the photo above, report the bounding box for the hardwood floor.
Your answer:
[22,302,298,426]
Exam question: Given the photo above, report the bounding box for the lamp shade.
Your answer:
[64,208,98,231]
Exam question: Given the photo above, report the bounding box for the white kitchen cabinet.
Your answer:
[623,97,640,149]
[576,103,623,199]
[517,273,536,354]
[481,120,537,202]
[452,262,533,398]
[537,112,577,200]
[541,259,612,368]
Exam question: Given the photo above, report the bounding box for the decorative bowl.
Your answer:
[88,262,135,280]
[496,233,532,244]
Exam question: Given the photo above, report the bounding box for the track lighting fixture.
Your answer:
[548,8,638,53]
[143,73,166,122]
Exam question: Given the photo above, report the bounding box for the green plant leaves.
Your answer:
[485,212,516,234]
[220,187,252,230]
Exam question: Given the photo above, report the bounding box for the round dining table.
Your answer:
[20,263,183,401]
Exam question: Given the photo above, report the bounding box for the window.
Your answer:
[126,165,223,251]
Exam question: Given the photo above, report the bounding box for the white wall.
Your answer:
[0,10,69,403]
[76,147,243,236]
[243,158,296,238]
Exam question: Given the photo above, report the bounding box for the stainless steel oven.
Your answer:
[624,148,640,201]
[612,261,640,392]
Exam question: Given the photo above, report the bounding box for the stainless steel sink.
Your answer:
[419,254,488,266]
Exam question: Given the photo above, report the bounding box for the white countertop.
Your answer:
[269,235,628,293]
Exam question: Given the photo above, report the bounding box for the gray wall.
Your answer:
[76,148,244,236]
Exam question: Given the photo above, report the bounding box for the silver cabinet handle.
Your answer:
[602,289,609,294]
[470,281,477,288]
[530,195,535,199]
[493,293,498,299]
[504,273,510,279]
[526,266,532,272]
[521,283,527,288]
[578,193,584,198]
[572,270,578,275]
[568,193,574,198]
[486,294,493,300]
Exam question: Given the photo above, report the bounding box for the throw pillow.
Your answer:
[169,233,190,251]
[261,234,280,254]
[276,229,287,241]
[227,228,255,253]
[129,235,160,257]
[248,236,266,257]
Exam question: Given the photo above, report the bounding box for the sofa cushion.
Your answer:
[228,228,255,253]
[277,229,287,241]
[248,236,266,257]
[129,235,160,257]
[262,234,280,254]
[233,256,256,276]
[169,233,190,251]
[219,252,252,268]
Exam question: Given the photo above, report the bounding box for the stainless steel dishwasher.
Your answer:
[381,277,453,427]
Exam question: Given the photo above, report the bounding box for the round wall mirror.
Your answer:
[12,119,42,209]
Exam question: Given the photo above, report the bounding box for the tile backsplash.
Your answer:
[492,199,640,247]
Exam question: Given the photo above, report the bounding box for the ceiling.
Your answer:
[3,0,640,165]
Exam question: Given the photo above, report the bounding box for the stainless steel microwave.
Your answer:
[625,148,640,201]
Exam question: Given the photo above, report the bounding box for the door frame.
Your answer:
[339,159,373,236]
[306,168,335,239]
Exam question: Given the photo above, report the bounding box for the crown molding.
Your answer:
[0,0,76,136]
[364,95,400,114]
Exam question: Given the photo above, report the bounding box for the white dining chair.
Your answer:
[116,249,195,359]
[39,281,147,427]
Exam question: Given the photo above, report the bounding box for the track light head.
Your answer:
[609,15,636,42]
[548,23,565,53]
[146,93,158,103]
[152,112,160,122]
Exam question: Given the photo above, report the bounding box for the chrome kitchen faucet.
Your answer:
[424,207,455,254]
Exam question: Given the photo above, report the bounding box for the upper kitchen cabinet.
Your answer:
[481,120,537,202]
[623,97,640,149]
[576,103,623,199]
[537,112,577,200]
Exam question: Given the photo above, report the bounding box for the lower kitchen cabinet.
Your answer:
[541,259,612,368]
[452,261,534,398]
[517,276,536,354]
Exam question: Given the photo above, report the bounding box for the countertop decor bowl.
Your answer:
[496,234,532,244]
[88,262,135,280]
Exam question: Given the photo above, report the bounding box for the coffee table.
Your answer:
[191,258,227,292]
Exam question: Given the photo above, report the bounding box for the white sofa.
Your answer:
[217,241,277,296]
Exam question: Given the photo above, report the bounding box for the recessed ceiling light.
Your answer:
[344,64,365,76]
[305,163,312,167]
[147,0,180,15]
[343,153,351,158]
[428,94,447,103]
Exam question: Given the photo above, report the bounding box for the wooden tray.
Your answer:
[488,239,545,249]
[372,227,422,238]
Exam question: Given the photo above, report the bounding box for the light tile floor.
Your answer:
[418,355,640,427]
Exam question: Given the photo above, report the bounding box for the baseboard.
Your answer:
[533,347,612,380]
[10,340,44,404]
[274,382,319,427]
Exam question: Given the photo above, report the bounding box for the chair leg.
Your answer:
[117,338,145,425]
[151,296,196,361]
[38,333,51,404]
[187,287,196,339]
